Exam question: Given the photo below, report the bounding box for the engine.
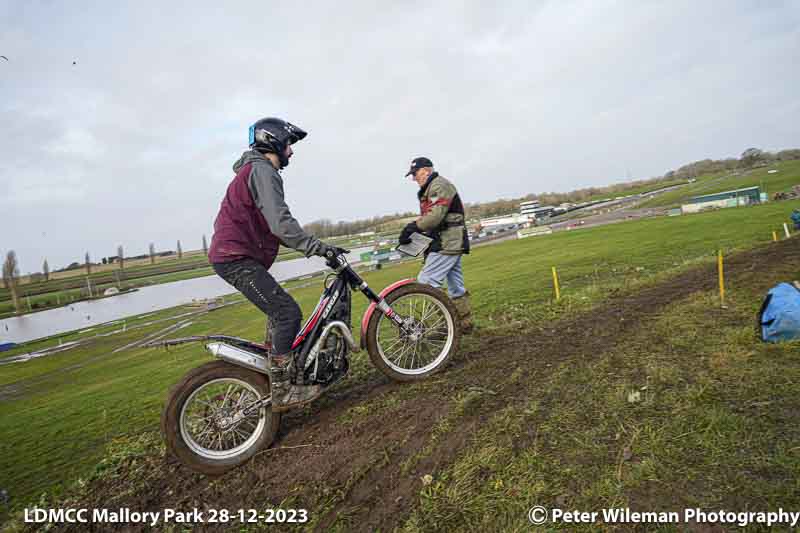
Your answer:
[313,330,348,385]
[303,278,353,385]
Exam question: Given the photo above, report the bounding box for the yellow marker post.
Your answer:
[773,231,778,242]
[552,266,561,301]
[717,250,725,306]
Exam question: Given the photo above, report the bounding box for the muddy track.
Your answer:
[48,239,799,533]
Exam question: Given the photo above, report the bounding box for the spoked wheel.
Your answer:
[161,361,280,475]
[365,282,460,381]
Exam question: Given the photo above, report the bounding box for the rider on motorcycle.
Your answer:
[208,117,345,412]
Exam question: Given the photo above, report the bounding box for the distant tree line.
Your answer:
[56,249,176,272]
[4,236,213,291]
[10,147,800,278]
[302,212,416,238]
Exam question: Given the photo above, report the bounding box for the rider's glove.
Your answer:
[317,242,349,259]
[398,222,418,245]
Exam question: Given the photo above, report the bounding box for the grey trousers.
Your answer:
[417,252,466,298]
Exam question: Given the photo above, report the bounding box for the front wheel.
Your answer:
[161,360,281,475]
[365,282,460,382]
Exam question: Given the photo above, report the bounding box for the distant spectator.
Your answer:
[791,209,800,230]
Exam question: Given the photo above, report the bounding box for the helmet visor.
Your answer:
[284,122,307,145]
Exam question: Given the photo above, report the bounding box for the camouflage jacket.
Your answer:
[416,173,470,255]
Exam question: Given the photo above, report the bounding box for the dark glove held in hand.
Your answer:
[318,243,349,258]
[398,222,418,245]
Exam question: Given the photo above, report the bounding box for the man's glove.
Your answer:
[317,242,349,259]
[398,222,418,245]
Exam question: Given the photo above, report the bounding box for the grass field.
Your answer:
[402,274,800,531]
[1,199,799,529]
[639,160,800,208]
[582,176,693,203]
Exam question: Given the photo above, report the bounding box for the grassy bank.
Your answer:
[1,199,799,526]
[402,262,800,531]
[639,160,800,208]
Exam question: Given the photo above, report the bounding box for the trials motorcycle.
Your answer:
[158,250,459,474]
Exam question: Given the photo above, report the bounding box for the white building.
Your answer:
[529,206,556,219]
[480,213,530,228]
[519,200,540,218]
[680,186,763,214]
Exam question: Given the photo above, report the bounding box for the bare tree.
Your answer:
[177,240,183,259]
[43,258,50,281]
[149,243,156,265]
[202,235,208,256]
[2,251,21,315]
[85,251,91,275]
[117,245,124,270]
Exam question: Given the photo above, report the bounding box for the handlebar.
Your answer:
[325,250,350,270]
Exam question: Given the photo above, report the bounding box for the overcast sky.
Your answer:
[1,1,799,273]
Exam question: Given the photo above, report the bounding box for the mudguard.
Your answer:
[359,278,416,349]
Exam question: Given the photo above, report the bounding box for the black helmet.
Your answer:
[248,117,307,168]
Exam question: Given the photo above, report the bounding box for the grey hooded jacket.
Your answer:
[208,150,323,268]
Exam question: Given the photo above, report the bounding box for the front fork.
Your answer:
[354,279,414,336]
[375,299,411,329]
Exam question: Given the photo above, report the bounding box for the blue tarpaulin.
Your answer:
[760,283,800,343]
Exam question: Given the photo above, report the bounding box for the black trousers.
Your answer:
[212,259,302,354]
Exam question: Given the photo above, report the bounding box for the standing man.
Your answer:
[398,157,473,333]
[208,117,347,412]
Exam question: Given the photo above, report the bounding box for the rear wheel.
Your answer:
[161,360,281,475]
[365,282,460,382]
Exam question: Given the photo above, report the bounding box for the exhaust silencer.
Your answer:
[206,342,269,375]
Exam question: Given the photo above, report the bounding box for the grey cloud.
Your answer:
[1,0,799,272]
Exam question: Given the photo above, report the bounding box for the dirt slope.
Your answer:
[41,238,799,532]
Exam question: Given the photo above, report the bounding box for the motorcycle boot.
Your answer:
[268,351,324,413]
[452,291,474,334]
